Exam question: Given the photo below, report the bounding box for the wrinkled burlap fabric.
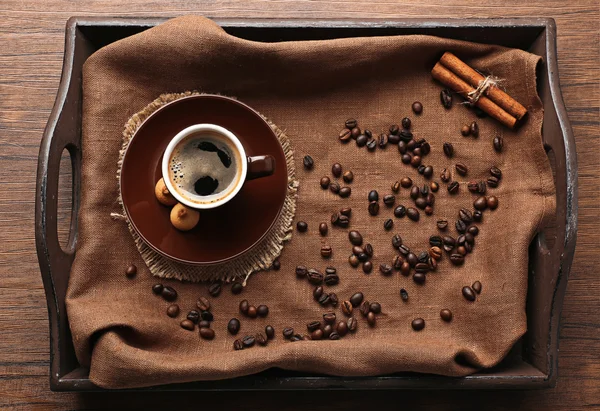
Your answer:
[67,16,555,389]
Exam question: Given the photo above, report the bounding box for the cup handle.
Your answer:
[246,155,275,180]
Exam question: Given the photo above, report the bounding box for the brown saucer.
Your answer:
[120,95,288,265]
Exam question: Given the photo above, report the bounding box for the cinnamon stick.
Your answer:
[431,62,517,129]
[439,52,527,120]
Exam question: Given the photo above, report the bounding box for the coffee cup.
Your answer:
[162,124,275,209]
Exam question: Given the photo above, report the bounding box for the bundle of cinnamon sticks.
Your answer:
[431,52,527,128]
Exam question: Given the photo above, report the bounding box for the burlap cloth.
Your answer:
[114,91,298,283]
[67,16,555,389]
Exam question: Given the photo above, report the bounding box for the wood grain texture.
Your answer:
[0,0,598,409]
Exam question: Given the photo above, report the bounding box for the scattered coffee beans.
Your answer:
[345,118,357,129]
[196,297,210,311]
[208,282,221,297]
[265,325,275,340]
[394,205,406,218]
[283,327,294,339]
[407,207,420,221]
[380,263,393,276]
[461,124,470,136]
[200,327,215,340]
[320,245,333,258]
[180,319,195,331]
[470,121,479,137]
[368,190,379,202]
[161,286,177,301]
[440,89,453,108]
[152,284,164,295]
[187,310,200,323]
[125,264,137,278]
[450,253,465,265]
[472,280,483,294]
[320,176,330,189]
[242,335,256,348]
[367,311,377,327]
[383,219,394,230]
[362,261,373,274]
[487,196,499,210]
[257,305,269,317]
[347,317,358,332]
[323,312,337,324]
[256,332,268,346]
[443,142,454,157]
[368,201,380,216]
[339,128,352,142]
[474,196,488,210]
[349,230,363,245]
[296,221,308,232]
[329,181,341,194]
[437,219,448,230]
[400,288,409,301]
[487,176,500,188]
[447,181,459,194]
[455,163,468,176]
[231,282,243,295]
[383,194,396,206]
[228,318,241,335]
[441,168,451,182]
[493,135,503,152]
[348,254,360,267]
[351,127,362,139]
[391,181,401,193]
[343,170,354,183]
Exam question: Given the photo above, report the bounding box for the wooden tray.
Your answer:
[35,17,577,391]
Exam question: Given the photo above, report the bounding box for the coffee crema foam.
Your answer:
[168,132,242,204]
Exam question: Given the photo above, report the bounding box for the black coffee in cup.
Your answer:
[168,131,242,205]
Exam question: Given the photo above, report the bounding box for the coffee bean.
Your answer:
[322,324,333,338]
[410,186,420,200]
[362,261,373,274]
[320,176,330,189]
[443,142,454,158]
[455,163,468,176]
[440,89,453,108]
[303,155,314,170]
[242,335,256,348]
[366,139,377,151]
[349,230,363,245]
[428,235,442,248]
[437,309,453,323]
[339,186,352,198]
[417,250,428,263]
[233,339,244,350]
[421,141,431,155]
[412,101,423,114]
[437,220,448,230]
[239,299,249,314]
[367,311,377,327]
[253,332,267,346]
[367,190,379,202]
[257,305,269,317]
[167,304,179,318]
[231,282,244,295]
[325,266,336,275]
[296,221,308,232]
[379,263,393,276]
[392,255,404,270]
[345,118,357,129]
[468,226,479,236]
[411,318,425,331]
[400,288,409,302]
[392,234,403,249]
[342,171,354,183]
[180,319,195,331]
[339,128,352,142]
[247,306,257,318]
[187,310,200,323]
[401,153,412,164]
[490,166,502,179]
[313,286,324,300]
[366,303,380,316]
[356,134,368,147]
[470,121,479,137]
[415,198,427,210]
[487,176,500,188]
[417,164,425,174]
[459,209,473,224]
[324,272,339,286]
[406,252,417,267]
[472,281,482,294]
[397,245,410,256]
[291,334,304,342]
[423,166,434,179]
[336,214,350,228]
[296,265,309,278]
[331,163,342,178]
[383,219,394,231]
[407,207,420,221]
[400,262,411,276]
[351,245,363,256]
[450,254,465,265]
[487,196,499,210]
[447,181,459,194]
[388,124,399,135]
[394,205,406,218]
[461,124,470,136]
[199,320,210,328]
[441,168,451,183]
[228,318,241,335]
[161,286,177,301]
[493,135,503,152]
[348,254,360,267]
[363,129,372,139]
[272,259,281,270]
[357,252,369,262]
[350,292,364,307]
[340,207,352,217]
[199,327,215,340]
[383,194,396,206]
[413,272,426,284]
[152,284,164,295]
[308,329,322,340]
[125,264,137,278]
[368,201,380,216]
[429,246,443,260]
[462,286,476,301]
[474,196,488,210]
[374,133,387,149]
[391,181,401,193]
[318,292,330,306]
[330,182,341,194]
[208,282,221,297]
[351,127,361,139]
[359,300,370,317]
[338,300,352,317]
[457,246,467,255]
[307,269,324,285]
[320,245,333,258]
[307,321,322,332]
[364,243,374,257]
[196,297,210,311]
[399,177,412,189]
[467,181,479,193]
[283,327,294,339]
[389,133,401,145]
[410,155,421,168]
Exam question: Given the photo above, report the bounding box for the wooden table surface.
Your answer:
[1,1,598,409]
